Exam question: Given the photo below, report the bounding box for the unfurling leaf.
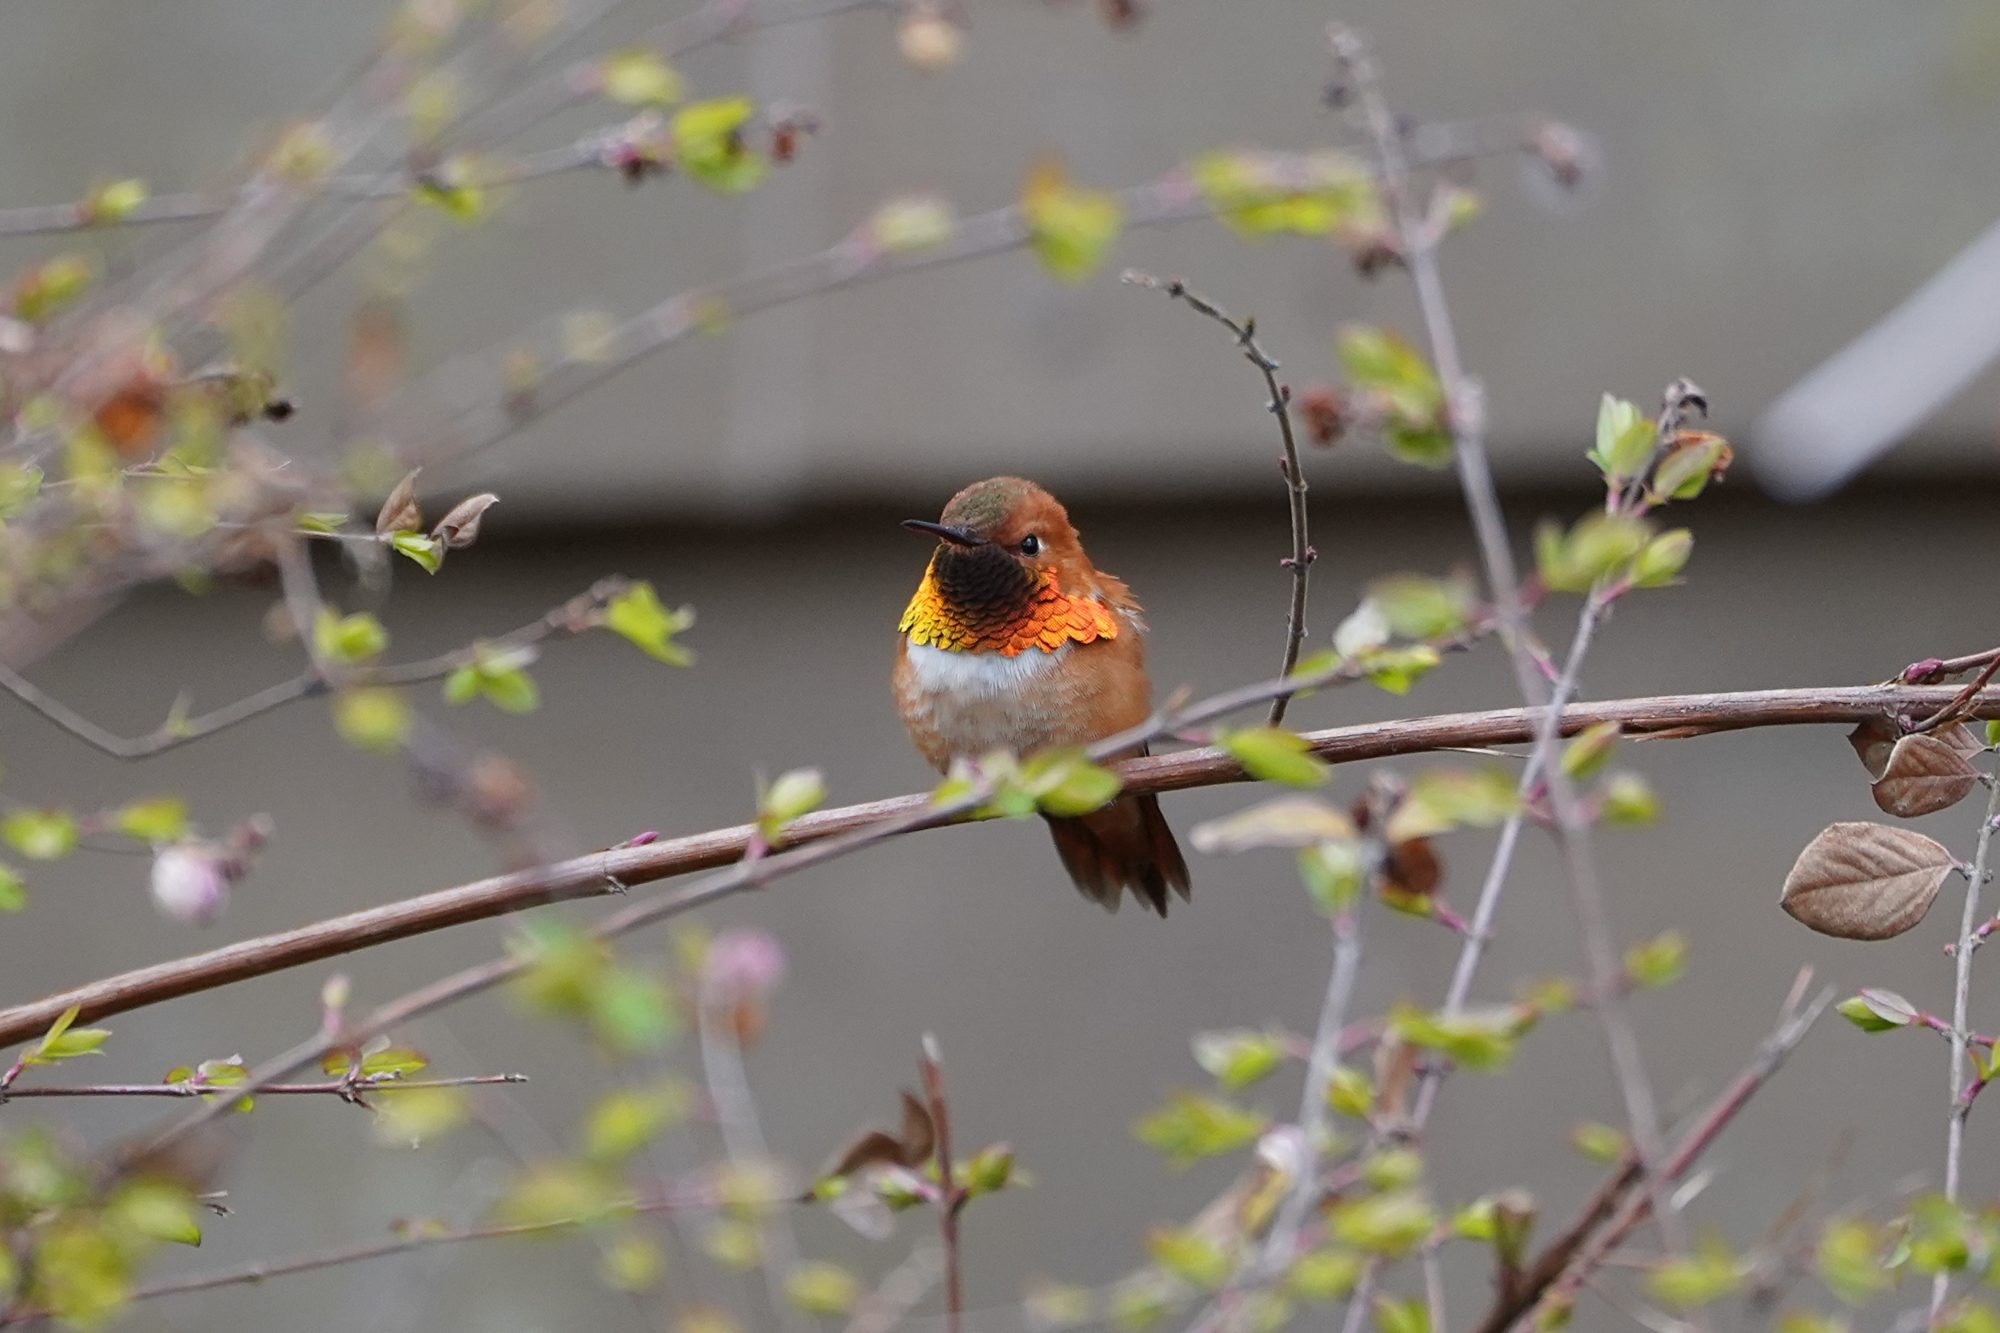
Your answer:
[1192,1029,1287,1090]
[2,809,77,861]
[1328,1190,1436,1257]
[1836,988,1918,1032]
[599,49,684,105]
[1367,572,1475,640]
[785,1263,861,1316]
[757,768,826,843]
[375,468,423,535]
[673,98,764,194]
[1147,1226,1231,1288]
[604,581,696,665]
[1386,768,1520,842]
[313,608,389,664]
[1649,431,1732,501]
[1630,529,1694,587]
[1219,727,1329,788]
[1133,1092,1266,1167]
[1622,931,1687,988]
[1023,749,1122,817]
[1570,1121,1629,1163]
[1589,394,1655,482]
[430,493,498,549]
[388,530,444,573]
[334,687,412,753]
[113,797,189,844]
[1190,797,1355,853]
[1780,822,1955,940]
[1871,733,1979,818]
[1560,721,1622,780]
[1021,159,1123,281]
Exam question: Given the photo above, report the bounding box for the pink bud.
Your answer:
[149,844,230,925]
[703,928,787,1005]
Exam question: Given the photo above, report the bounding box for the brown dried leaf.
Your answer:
[1780,821,1955,940]
[1936,722,1984,759]
[1871,734,1979,818]
[1381,837,1441,899]
[375,468,423,536]
[823,1129,908,1181]
[898,1090,936,1168]
[1372,1035,1419,1124]
[1846,717,1899,781]
[431,493,499,549]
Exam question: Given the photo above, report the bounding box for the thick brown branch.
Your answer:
[0,682,1984,1051]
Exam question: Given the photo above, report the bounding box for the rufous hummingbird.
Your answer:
[893,476,1190,915]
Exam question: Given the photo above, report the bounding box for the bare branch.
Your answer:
[1122,271,1314,725]
[0,1072,524,1101]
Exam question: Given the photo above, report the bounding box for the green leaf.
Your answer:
[1360,644,1442,694]
[1374,1295,1431,1333]
[1287,1248,1364,1301]
[23,1007,111,1068]
[589,967,680,1054]
[2,809,77,861]
[1630,529,1694,588]
[1646,1237,1743,1310]
[1650,432,1732,501]
[0,863,24,912]
[599,1231,666,1292]
[674,98,765,194]
[1816,1217,1891,1305]
[1360,1147,1424,1191]
[1622,931,1688,988]
[1298,840,1365,915]
[84,178,150,224]
[113,796,189,844]
[604,581,696,665]
[1368,573,1474,640]
[1386,768,1521,841]
[322,1045,429,1079]
[1220,727,1329,788]
[1189,150,1376,238]
[1836,988,1917,1032]
[1192,1029,1287,1090]
[13,253,97,323]
[582,1081,692,1162]
[1337,327,1442,418]
[489,1161,620,1228]
[1599,772,1660,825]
[443,645,541,713]
[1325,1066,1372,1118]
[313,609,390,664]
[1328,1189,1436,1257]
[1146,1226,1231,1288]
[1589,395,1655,483]
[1559,721,1621,781]
[1388,1003,1527,1071]
[962,1143,1016,1196]
[1133,1092,1266,1167]
[1023,748,1123,817]
[1569,1121,1628,1164]
[757,767,826,843]
[0,464,43,519]
[107,1180,202,1246]
[785,1263,861,1317]
[1535,512,1654,593]
[333,687,412,752]
[600,49,684,105]
[388,530,444,573]
[1021,161,1123,281]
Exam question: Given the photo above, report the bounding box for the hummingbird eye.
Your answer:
[1018,535,1041,556]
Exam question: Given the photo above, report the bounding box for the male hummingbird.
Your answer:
[893,476,1191,915]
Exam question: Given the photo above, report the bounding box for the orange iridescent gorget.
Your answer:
[899,562,1119,657]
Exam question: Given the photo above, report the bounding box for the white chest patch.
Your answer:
[904,640,1069,700]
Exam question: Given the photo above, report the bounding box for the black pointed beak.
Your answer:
[901,519,988,548]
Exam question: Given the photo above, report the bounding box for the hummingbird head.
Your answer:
[899,477,1117,654]
[901,477,1088,604]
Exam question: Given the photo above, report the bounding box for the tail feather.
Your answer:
[1045,793,1191,916]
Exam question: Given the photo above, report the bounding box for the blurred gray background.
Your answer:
[3,0,1999,1328]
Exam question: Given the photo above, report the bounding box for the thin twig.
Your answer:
[1931,776,2000,1319]
[0,1072,524,1101]
[1,680,1993,1051]
[919,1035,966,1333]
[1122,271,1314,725]
[0,578,630,760]
[1332,21,1687,1262]
[698,973,811,1333]
[1475,981,1833,1332]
